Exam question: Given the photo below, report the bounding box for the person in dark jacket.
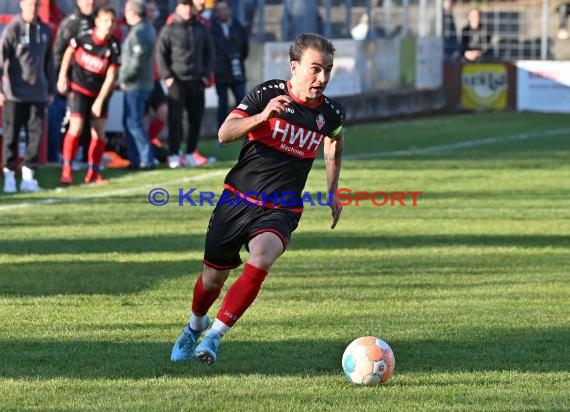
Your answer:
[211,0,249,128]
[48,0,95,164]
[461,8,491,62]
[442,0,459,61]
[157,0,215,169]
[0,0,55,193]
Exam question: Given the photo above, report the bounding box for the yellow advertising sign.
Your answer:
[461,64,507,110]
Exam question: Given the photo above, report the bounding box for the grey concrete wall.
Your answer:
[200,88,446,138]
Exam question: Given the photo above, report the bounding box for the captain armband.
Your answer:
[329,125,343,139]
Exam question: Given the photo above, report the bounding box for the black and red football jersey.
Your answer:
[69,30,120,97]
[225,79,345,209]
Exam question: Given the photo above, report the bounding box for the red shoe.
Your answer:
[60,166,73,185]
[85,171,109,186]
[184,151,217,167]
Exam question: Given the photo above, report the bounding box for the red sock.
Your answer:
[191,274,222,316]
[217,263,268,327]
[148,118,164,142]
[88,137,106,169]
[62,133,80,165]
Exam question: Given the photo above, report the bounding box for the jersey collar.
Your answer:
[287,80,323,109]
[91,31,108,46]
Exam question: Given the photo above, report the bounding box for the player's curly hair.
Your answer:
[289,33,336,62]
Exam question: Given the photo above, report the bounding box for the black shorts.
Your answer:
[68,91,110,119]
[147,80,167,112]
[203,190,302,270]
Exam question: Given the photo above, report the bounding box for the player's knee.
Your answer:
[202,267,229,290]
[247,248,282,271]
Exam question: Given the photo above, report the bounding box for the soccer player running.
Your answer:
[171,33,345,364]
[57,7,120,185]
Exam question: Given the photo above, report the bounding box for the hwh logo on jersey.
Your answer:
[271,119,324,156]
[76,48,108,75]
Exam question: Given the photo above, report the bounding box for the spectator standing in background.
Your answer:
[442,0,459,61]
[281,0,322,41]
[1,0,54,193]
[145,0,170,164]
[120,0,156,170]
[461,8,491,62]
[145,0,161,29]
[211,0,249,128]
[50,0,95,165]
[156,0,215,169]
[557,1,570,40]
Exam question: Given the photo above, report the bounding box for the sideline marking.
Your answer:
[344,128,570,160]
[1,128,569,212]
[0,170,226,212]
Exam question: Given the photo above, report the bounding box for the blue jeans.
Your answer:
[216,82,246,128]
[122,90,153,168]
[47,94,67,163]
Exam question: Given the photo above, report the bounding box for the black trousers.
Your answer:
[167,80,205,155]
[2,101,46,171]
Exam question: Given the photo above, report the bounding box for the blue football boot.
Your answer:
[170,315,211,362]
[195,331,222,365]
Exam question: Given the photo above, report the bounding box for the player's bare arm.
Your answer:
[218,95,293,143]
[324,133,344,229]
[56,46,74,94]
[92,65,118,117]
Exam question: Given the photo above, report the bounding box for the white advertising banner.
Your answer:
[416,37,443,90]
[517,61,570,113]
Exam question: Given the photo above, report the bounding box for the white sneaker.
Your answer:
[168,155,181,169]
[3,168,17,193]
[20,178,43,192]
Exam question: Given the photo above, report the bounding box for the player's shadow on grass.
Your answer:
[0,234,200,255]
[292,233,570,250]
[0,260,198,296]
[0,327,567,379]
[1,233,568,257]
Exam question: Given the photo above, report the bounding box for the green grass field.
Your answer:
[0,112,569,411]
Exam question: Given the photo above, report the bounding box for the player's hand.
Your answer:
[165,77,175,88]
[329,194,342,229]
[91,99,103,118]
[0,92,5,107]
[47,94,54,105]
[259,95,293,121]
[57,77,68,95]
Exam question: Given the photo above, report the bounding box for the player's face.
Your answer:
[215,2,230,22]
[146,2,158,23]
[176,3,192,21]
[20,0,40,23]
[290,47,333,102]
[124,1,140,25]
[95,11,116,38]
[193,0,206,13]
[77,0,95,16]
[468,10,480,28]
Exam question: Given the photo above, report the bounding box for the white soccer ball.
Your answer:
[342,336,395,385]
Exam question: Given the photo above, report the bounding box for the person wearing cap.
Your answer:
[120,0,156,170]
[156,0,215,168]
